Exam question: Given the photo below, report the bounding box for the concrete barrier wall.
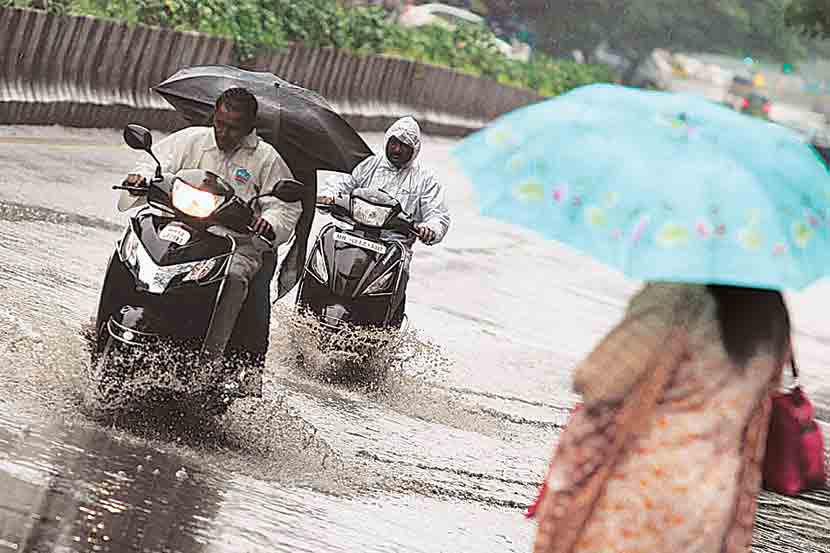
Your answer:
[0,7,542,136]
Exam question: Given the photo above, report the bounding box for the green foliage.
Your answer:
[383,22,614,96]
[786,0,830,38]
[523,0,805,63]
[3,0,613,97]
[1,0,72,13]
[65,0,288,58]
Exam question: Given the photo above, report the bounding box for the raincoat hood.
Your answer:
[328,114,451,247]
[384,116,422,168]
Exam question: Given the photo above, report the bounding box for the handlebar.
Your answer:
[115,181,275,247]
[112,184,148,194]
[317,202,418,237]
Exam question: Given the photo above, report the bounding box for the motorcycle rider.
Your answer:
[121,87,302,397]
[317,116,451,324]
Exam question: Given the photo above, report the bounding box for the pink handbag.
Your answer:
[762,359,826,495]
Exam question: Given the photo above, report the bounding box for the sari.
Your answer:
[533,284,784,553]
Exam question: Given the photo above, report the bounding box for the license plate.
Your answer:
[159,224,191,245]
[333,232,386,254]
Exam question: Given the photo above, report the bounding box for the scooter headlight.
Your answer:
[171,179,223,218]
[351,196,394,228]
[309,246,329,284]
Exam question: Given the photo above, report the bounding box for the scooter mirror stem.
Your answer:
[152,156,163,180]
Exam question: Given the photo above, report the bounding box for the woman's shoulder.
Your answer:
[627,282,714,326]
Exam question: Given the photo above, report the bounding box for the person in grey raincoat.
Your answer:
[320,116,451,244]
[318,116,451,323]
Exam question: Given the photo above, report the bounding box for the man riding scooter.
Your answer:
[121,87,302,397]
[317,116,451,325]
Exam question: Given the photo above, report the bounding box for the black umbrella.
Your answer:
[152,64,372,180]
[152,65,374,299]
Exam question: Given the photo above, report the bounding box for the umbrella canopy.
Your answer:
[153,65,374,299]
[454,83,830,290]
[152,64,373,184]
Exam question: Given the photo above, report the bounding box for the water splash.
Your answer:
[272,304,453,391]
[269,304,519,439]
[0,317,340,483]
[0,313,87,420]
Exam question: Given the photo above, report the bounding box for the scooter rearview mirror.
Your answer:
[123,124,153,151]
[123,124,163,180]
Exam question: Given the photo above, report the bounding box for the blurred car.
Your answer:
[724,76,771,119]
[733,92,772,119]
[397,2,530,61]
[729,75,754,97]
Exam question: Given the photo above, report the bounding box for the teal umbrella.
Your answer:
[454,84,830,290]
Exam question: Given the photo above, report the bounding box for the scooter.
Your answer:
[294,189,415,361]
[90,124,295,415]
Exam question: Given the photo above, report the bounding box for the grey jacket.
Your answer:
[326,117,451,246]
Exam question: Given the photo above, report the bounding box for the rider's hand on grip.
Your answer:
[251,217,276,242]
[414,223,436,244]
[261,226,276,242]
[122,174,148,195]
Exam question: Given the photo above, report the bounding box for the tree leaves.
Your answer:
[786,0,830,38]
[521,0,805,62]
[6,0,615,97]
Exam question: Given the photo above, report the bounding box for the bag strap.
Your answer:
[789,356,800,390]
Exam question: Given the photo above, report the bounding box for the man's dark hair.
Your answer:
[215,87,258,126]
[707,284,791,368]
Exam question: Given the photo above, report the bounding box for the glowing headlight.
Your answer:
[351,197,394,227]
[171,180,222,218]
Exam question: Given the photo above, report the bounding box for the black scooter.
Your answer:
[295,189,415,360]
[90,124,296,415]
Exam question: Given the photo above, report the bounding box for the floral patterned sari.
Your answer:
[533,284,783,553]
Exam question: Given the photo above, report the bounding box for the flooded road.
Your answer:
[0,125,828,552]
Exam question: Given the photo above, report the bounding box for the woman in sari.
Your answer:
[532,282,792,553]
